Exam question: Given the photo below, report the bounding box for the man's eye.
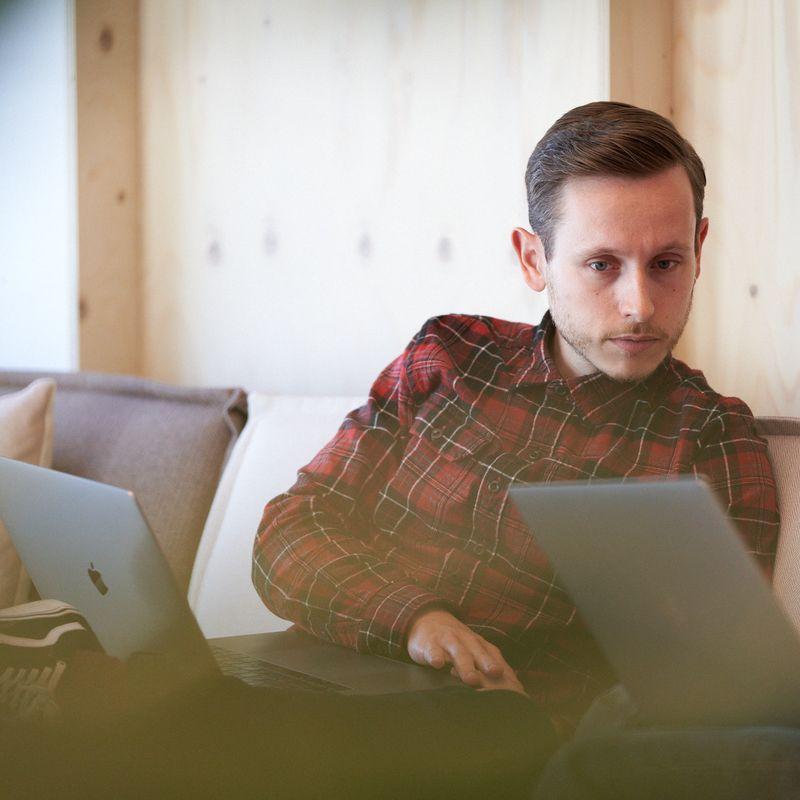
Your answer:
[655,260,678,271]
[588,261,609,272]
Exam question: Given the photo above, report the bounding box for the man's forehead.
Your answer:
[559,166,693,209]
[555,166,696,246]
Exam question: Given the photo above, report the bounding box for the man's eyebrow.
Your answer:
[577,242,691,258]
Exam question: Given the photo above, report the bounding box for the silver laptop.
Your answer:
[0,456,458,695]
[509,477,800,727]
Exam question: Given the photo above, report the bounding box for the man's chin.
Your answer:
[600,358,662,384]
[589,352,658,383]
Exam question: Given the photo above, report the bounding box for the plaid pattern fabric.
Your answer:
[253,311,779,722]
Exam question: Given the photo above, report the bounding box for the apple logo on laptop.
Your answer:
[87,562,109,595]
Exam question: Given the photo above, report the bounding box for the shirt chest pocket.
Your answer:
[403,409,496,491]
[375,407,500,539]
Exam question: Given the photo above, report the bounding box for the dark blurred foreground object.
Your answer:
[2,645,558,800]
[532,685,800,800]
[0,599,104,724]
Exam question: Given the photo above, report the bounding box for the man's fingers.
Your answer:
[443,635,506,685]
[425,644,446,669]
[462,638,504,678]
[407,643,426,667]
[442,650,526,695]
[475,650,503,678]
[480,642,510,675]
[406,609,515,687]
[484,641,505,662]
[445,640,482,686]
[408,642,446,669]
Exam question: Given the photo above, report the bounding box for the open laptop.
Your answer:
[509,477,800,728]
[0,456,459,695]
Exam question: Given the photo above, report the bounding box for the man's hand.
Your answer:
[406,608,526,695]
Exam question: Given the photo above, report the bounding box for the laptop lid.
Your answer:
[0,456,460,694]
[0,455,216,682]
[509,477,800,727]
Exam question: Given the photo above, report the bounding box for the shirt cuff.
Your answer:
[356,581,455,659]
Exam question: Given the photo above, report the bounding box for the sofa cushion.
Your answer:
[0,370,246,595]
[0,378,56,607]
[189,393,365,637]
[756,417,800,633]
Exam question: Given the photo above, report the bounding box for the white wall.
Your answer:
[141,0,609,395]
[0,0,77,371]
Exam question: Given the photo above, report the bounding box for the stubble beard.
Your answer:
[548,283,695,384]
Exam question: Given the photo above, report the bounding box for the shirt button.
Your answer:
[488,479,502,493]
[430,427,443,440]
[550,383,568,397]
[471,542,485,556]
[527,448,542,461]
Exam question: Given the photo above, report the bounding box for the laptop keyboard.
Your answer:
[210,644,348,693]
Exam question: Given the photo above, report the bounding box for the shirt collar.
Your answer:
[509,310,680,426]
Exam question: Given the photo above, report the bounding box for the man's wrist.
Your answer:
[407,604,457,632]
[403,602,461,654]
[356,582,451,659]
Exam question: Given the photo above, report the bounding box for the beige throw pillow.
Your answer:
[0,378,56,607]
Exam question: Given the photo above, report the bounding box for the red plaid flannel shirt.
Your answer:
[252,311,779,723]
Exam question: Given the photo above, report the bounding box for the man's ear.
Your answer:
[511,228,547,292]
[694,217,709,280]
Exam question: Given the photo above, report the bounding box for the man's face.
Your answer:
[513,164,709,383]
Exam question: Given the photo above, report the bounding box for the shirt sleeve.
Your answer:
[692,398,780,580]
[251,323,452,659]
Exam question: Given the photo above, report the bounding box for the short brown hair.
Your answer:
[525,101,707,261]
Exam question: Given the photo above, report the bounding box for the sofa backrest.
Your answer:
[757,417,800,633]
[0,370,247,595]
[190,406,800,640]
[189,393,366,637]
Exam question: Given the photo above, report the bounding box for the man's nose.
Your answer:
[617,268,655,322]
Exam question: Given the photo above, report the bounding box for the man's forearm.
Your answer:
[252,484,449,658]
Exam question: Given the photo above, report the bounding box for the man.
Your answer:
[252,100,780,736]
[0,101,783,800]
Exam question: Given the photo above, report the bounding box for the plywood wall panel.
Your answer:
[673,0,800,415]
[76,0,141,374]
[610,0,672,118]
[140,0,608,393]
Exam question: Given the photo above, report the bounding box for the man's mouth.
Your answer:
[609,336,661,354]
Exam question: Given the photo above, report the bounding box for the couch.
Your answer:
[2,369,800,650]
[0,369,365,639]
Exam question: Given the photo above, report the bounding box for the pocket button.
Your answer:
[488,479,502,493]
